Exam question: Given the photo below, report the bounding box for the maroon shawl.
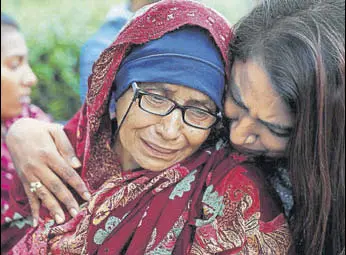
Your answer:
[6,1,291,254]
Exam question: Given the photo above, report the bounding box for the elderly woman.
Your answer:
[1,13,51,222]
[2,1,290,254]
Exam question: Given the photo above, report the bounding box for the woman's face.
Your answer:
[1,26,37,120]
[115,83,216,171]
[225,60,294,158]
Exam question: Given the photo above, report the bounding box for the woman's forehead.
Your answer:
[1,29,27,56]
[139,82,216,108]
[230,60,294,125]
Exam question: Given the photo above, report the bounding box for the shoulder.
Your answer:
[214,160,285,221]
[2,104,51,130]
[191,156,292,254]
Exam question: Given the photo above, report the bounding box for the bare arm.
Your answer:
[5,118,91,226]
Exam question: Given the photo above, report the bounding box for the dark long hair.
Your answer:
[229,0,345,254]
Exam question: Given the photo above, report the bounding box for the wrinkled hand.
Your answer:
[5,118,91,226]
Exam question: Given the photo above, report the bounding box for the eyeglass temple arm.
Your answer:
[132,82,139,96]
[113,82,139,140]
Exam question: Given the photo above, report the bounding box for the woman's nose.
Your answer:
[229,116,257,145]
[22,67,37,87]
[157,109,184,140]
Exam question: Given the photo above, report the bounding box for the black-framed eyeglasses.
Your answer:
[131,82,221,130]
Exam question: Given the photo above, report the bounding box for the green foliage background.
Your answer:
[1,0,253,121]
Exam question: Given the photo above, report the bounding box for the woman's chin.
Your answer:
[1,107,23,120]
[136,157,179,172]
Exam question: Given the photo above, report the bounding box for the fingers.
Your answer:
[34,184,66,224]
[20,164,81,224]
[5,119,90,221]
[48,124,81,168]
[23,173,75,224]
[23,185,40,227]
[50,160,91,202]
[40,169,80,218]
[22,176,66,225]
[47,124,91,201]
[43,144,91,202]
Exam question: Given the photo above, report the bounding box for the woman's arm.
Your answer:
[5,118,90,224]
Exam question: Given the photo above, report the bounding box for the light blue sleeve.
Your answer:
[79,17,129,103]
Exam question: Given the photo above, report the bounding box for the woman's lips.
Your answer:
[141,139,179,158]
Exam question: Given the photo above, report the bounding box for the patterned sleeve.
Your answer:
[191,164,292,254]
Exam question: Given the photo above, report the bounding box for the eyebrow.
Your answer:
[137,83,174,94]
[229,77,293,132]
[184,99,216,112]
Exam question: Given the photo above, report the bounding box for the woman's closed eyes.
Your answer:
[228,82,292,139]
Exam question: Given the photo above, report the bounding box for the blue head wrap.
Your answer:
[114,26,225,110]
